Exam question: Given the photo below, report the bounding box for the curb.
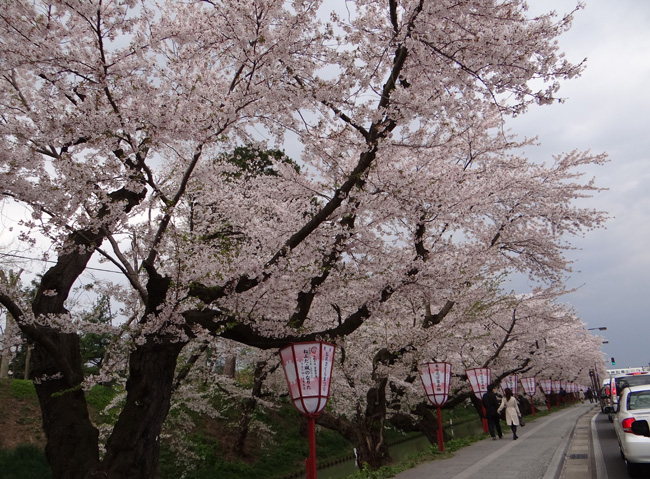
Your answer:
[559,404,597,478]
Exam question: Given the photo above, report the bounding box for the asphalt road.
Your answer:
[593,408,650,478]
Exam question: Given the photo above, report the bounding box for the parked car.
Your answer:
[612,385,650,477]
[608,372,650,421]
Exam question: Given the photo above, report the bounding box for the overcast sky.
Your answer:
[508,0,650,370]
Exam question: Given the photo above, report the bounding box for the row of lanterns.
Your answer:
[433,367,586,448]
[279,341,585,478]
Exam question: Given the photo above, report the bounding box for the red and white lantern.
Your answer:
[551,380,559,394]
[280,341,336,479]
[420,362,452,451]
[539,379,552,395]
[466,367,491,434]
[280,341,335,417]
[466,367,491,400]
[520,377,537,416]
[520,377,536,396]
[420,362,452,406]
[500,375,518,395]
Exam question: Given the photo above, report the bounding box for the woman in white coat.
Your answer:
[498,387,521,440]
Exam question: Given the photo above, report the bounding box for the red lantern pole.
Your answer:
[436,406,444,451]
[280,341,336,479]
[307,417,317,479]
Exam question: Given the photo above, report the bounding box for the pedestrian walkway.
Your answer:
[392,402,597,479]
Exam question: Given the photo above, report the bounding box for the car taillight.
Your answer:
[623,417,636,433]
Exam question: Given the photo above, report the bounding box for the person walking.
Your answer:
[498,387,521,440]
[482,386,503,440]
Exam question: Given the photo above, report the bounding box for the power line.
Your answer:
[0,252,124,275]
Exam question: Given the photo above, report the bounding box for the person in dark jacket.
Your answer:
[482,385,503,440]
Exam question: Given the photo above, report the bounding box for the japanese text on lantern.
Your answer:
[501,375,518,395]
[466,368,491,400]
[300,347,318,391]
[434,369,443,392]
[320,344,334,395]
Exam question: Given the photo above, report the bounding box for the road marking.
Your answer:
[592,412,608,479]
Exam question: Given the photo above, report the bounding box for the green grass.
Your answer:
[0,444,52,479]
[1,377,556,479]
[85,384,118,411]
[9,379,37,400]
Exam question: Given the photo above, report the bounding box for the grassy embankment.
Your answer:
[0,378,494,479]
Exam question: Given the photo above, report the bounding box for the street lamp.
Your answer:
[280,341,336,479]
[588,327,607,331]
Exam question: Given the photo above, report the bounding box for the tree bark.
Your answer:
[388,403,447,448]
[223,354,236,378]
[23,344,32,380]
[31,331,101,479]
[234,398,256,457]
[98,338,185,479]
[0,314,16,378]
[354,377,391,469]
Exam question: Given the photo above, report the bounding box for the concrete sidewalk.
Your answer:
[392,402,598,479]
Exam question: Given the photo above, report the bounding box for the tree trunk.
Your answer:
[23,344,32,380]
[315,378,391,471]
[0,313,17,378]
[32,331,101,479]
[223,354,236,378]
[354,377,390,470]
[415,403,444,445]
[99,338,185,479]
[0,345,10,379]
[388,404,445,448]
[234,398,256,457]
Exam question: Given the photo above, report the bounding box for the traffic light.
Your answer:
[611,357,616,365]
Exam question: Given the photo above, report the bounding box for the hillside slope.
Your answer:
[0,379,45,450]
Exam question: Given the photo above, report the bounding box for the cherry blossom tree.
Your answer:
[307,285,592,468]
[0,1,607,478]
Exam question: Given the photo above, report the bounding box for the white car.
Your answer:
[608,371,650,421]
[613,385,650,477]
